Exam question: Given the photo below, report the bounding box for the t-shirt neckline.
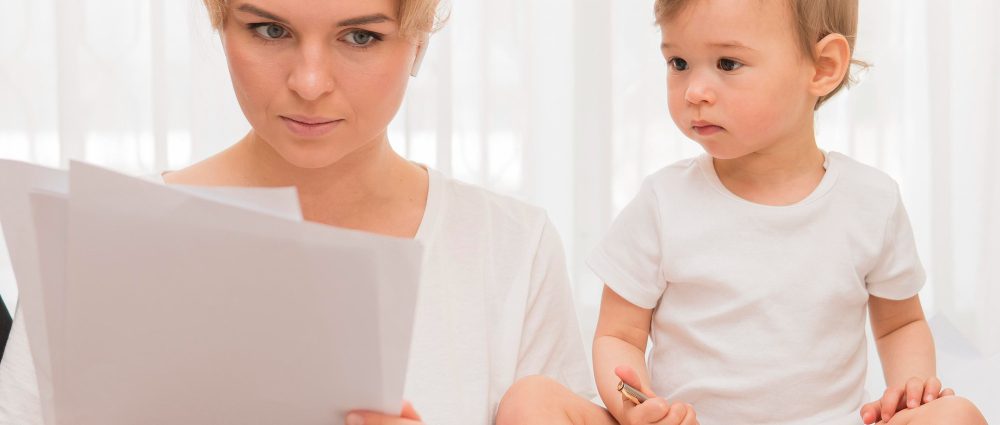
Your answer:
[695,151,840,209]
[413,165,442,243]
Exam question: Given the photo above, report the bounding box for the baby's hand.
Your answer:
[860,376,955,424]
[616,366,699,425]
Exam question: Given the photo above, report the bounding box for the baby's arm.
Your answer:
[862,294,939,422]
[593,285,660,422]
[869,295,935,390]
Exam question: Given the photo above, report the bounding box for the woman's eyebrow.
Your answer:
[337,14,394,27]
[234,5,394,27]
[236,4,287,23]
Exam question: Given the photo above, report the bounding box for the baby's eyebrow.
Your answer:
[660,41,758,52]
[708,41,757,51]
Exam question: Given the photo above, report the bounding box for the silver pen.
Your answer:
[618,380,649,405]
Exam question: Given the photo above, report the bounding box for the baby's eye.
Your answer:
[251,23,289,40]
[717,58,744,72]
[343,30,382,47]
[668,57,689,71]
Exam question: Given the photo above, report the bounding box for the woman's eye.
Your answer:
[252,23,288,40]
[344,30,380,47]
[718,58,743,71]
[668,57,688,71]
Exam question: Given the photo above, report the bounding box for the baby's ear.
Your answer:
[809,33,852,99]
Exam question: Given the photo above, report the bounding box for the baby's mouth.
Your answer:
[692,121,724,136]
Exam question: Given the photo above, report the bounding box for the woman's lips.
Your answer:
[281,116,343,138]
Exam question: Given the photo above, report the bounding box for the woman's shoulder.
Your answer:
[160,154,239,186]
[425,169,553,245]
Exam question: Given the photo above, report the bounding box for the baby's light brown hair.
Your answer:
[655,0,867,108]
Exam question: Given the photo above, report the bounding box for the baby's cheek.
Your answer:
[736,97,790,139]
[666,95,688,130]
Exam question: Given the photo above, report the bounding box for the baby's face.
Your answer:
[660,0,819,159]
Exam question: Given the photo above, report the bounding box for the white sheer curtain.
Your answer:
[1,0,997,358]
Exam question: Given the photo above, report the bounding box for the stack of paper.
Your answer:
[0,159,423,425]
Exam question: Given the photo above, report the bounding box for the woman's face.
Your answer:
[221,0,418,168]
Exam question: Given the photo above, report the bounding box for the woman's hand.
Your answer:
[860,376,955,424]
[346,401,423,425]
[617,366,699,425]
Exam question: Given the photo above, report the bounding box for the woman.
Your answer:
[0,0,594,423]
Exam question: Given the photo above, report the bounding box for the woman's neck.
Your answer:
[236,131,404,201]
[212,131,429,236]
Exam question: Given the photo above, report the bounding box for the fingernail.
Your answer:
[345,413,364,425]
[925,394,933,402]
[908,398,917,408]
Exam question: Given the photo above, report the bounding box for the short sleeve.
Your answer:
[513,218,596,399]
[866,187,926,300]
[586,180,666,309]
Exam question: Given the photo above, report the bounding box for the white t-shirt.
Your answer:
[0,168,595,425]
[587,152,924,425]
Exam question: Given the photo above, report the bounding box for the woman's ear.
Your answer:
[809,33,851,98]
[411,34,430,77]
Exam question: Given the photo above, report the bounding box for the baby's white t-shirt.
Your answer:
[587,152,924,425]
[0,168,595,425]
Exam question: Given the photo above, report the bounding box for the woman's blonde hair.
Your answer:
[655,0,869,108]
[202,0,442,38]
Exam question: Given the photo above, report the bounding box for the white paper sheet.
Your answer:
[27,191,69,425]
[58,162,421,424]
[1,159,422,424]
[170,184,303,222]
[0,160,68,425]
[1,160,307,425]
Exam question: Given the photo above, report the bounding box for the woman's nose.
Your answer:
[287,44,336,101]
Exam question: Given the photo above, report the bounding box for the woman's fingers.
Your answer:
[400,401,422,421]
[940,388,955,397]
[344,411,422,425]
[346,402,422,425]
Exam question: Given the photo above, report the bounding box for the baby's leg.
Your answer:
[882,396,987,425]
[496,375,618,425]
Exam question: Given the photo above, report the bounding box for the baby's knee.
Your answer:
[933,397,987,425]
[497,375,572,425]
[893,396,987,425]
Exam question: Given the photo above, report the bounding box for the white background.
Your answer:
[1,0,997,417]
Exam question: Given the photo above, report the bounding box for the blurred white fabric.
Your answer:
[0,0,997,412]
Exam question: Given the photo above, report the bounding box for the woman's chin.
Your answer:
[269,144,352,170]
